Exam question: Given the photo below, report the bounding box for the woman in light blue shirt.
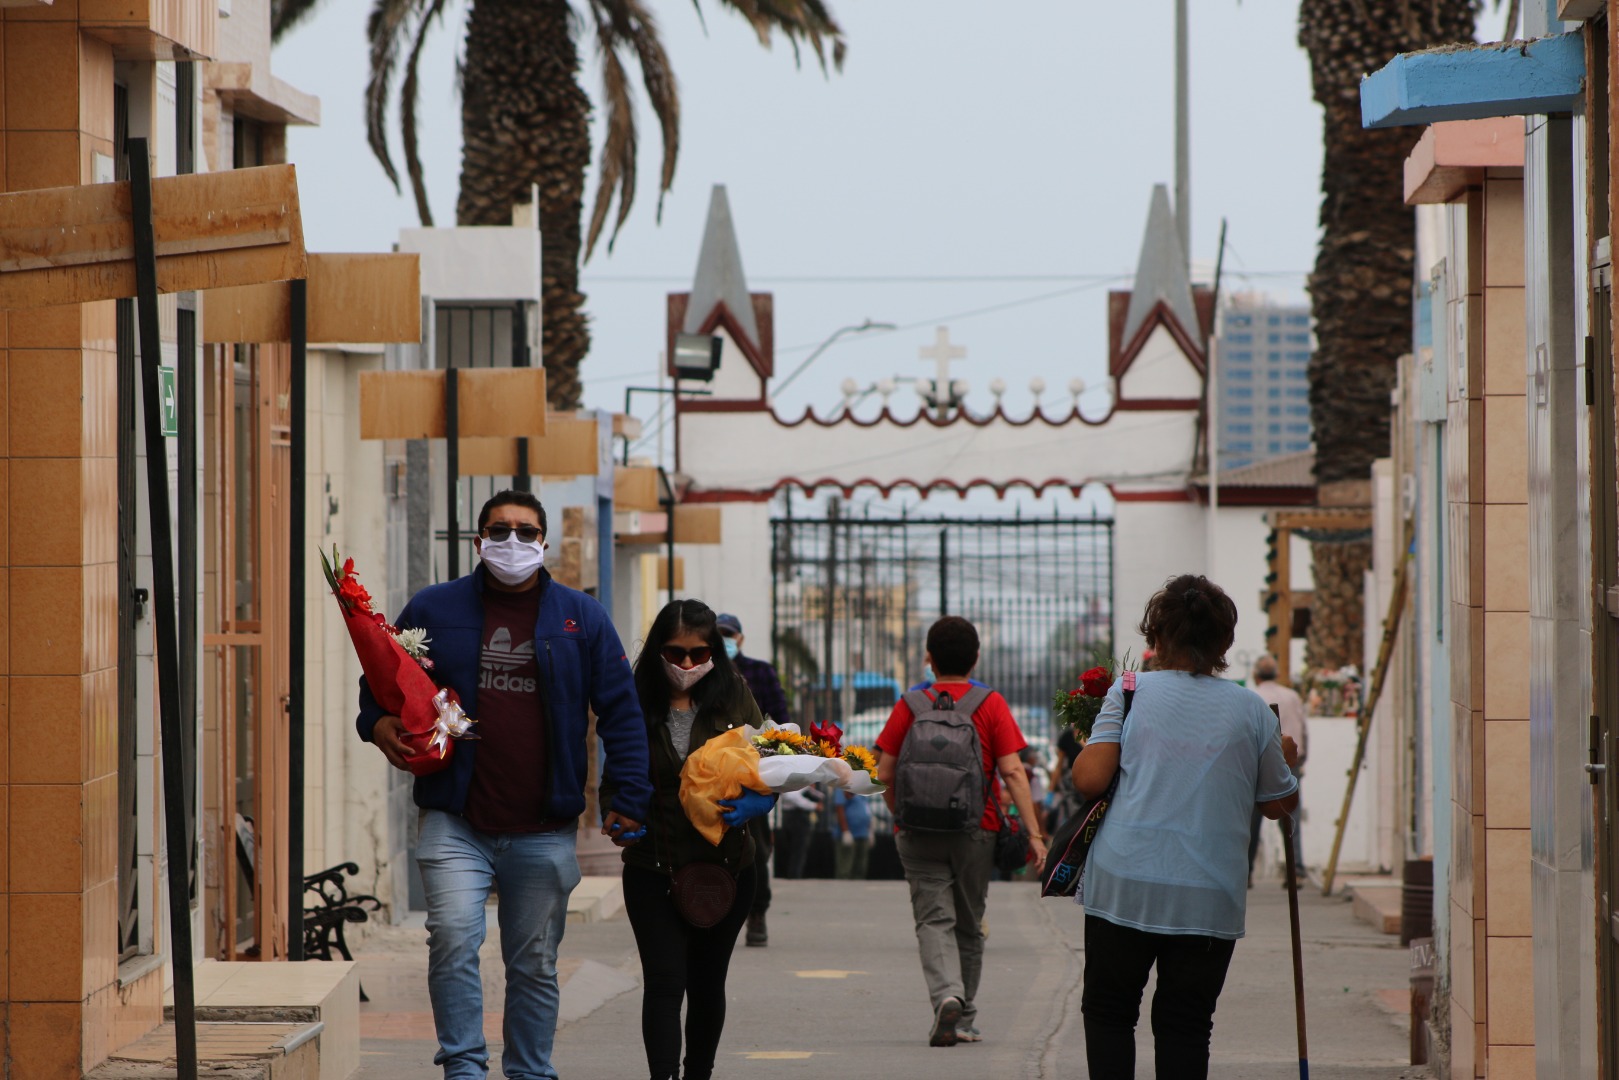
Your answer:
[1071,574,1300,1080]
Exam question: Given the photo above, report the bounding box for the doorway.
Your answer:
[204,343,291,959]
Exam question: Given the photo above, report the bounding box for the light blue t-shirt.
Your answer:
[1080,670,1298,940]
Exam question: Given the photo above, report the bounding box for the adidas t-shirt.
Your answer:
[875,682,1027,832]
[465,583,562,833]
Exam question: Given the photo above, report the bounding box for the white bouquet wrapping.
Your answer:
[746,721,886,796]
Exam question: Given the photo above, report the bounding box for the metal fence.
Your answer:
[769,506,1114,755]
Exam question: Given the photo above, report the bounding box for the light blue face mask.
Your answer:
[924,664,935,684]
[723,637,740,660]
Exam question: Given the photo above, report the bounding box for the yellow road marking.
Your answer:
[790,969,867,979]
[743,1051,815,1060]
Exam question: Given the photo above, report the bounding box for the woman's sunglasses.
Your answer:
[660,645,713,666]
[482,524,544,544]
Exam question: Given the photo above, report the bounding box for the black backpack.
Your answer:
[895,686,992,832]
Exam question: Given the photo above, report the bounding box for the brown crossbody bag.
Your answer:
[651,719,738,928]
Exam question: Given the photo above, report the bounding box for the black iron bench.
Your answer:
[303,862,381,999]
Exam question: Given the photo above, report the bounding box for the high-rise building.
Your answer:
[1211,293,1314,470]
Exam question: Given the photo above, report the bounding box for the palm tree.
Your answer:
[271,0,844,409]
[1295,0,1475,669]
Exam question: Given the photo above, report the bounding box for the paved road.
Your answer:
[355,877,1432,1079]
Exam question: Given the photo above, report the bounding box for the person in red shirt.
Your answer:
[875,616,1048,1048]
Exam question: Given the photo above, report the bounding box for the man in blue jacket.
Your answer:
[358,490,651,1080]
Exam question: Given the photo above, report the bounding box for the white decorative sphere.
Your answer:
[1068,377,1087,397]
[877,378,897,396]
[1029,377,1047,397]
[951,379,970,398]
[989,378,1007,397]
[840,377,859,397]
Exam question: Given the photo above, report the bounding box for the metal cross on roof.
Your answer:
[918,325,966,418]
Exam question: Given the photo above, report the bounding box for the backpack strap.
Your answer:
[952,684,994,718]
[902,690,936,718]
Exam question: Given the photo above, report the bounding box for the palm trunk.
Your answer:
[458,0,591,410]
[1297,0,1474,669]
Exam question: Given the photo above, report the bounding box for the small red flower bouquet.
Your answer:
[320,546,475,776]
[1053,651,1135,740]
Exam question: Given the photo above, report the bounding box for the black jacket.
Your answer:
[617,679,765,876]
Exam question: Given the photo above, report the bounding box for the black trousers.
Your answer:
[1080,914,1237,1080]
[746,818,772,915]
[777,808,813,879]
[623,863,757,1080]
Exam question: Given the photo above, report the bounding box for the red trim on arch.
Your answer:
[1107,487,1195,503]
[681,488,775,504]
[1113,398,1202,412]
[1190,484,1317,507]
[679,398,770,413]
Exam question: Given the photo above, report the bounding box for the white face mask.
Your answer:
[479,534,545,585]
[664,657,714,691]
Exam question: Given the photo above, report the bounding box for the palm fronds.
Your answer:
[707,0,846,72]
[271,0,329,41]
[583,0,680,258]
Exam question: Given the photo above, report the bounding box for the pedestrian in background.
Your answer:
[1071,574,1300,1080]
[836,787,872,880]
[717,612,788,946]
[877,616,1048,1048]
[776,784,821,879]
[1248,653,1308,885]
[615,599,776,1080]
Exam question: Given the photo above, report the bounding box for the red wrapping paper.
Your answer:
[323,551,468,777]
[339,604,460,776]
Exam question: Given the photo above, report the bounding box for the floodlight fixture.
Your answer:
[673,333,723,382]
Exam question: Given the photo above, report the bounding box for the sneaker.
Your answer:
[956,1025,982,1043]
[745,913,768,947]
[929,996,963,1047]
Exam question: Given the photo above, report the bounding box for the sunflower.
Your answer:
[810,739,839,758]
[752,729,807,755]
[842,744,878,777]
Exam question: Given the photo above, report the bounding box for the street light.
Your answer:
[672,332,723,382]
[771,318,897,399]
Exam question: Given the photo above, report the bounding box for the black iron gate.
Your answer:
[770,505,1114,753]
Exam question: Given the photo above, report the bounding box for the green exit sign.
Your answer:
[158,367,178,437]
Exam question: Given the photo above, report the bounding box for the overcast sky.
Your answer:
[273,1,1327,515]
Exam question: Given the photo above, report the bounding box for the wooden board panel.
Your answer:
[0,165,306,309]
[615,466,663,511]
[456,437,517,477]
[203,252,421,344]
[672,505,722,544]
[308,253,420,343]
[454,418,600,478]
[359,370,444,439]
[359,367,549,440]
[654,555,684,590]
[458,368,548,438]
[203,279,290,343]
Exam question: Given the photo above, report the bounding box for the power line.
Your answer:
[582,270,1308,286]
[777,279,1123,355]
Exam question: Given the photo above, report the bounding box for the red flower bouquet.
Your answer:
[1053,652,1135,740]
[320,547,475,776]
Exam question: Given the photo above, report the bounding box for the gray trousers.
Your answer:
[895,827,994,1024]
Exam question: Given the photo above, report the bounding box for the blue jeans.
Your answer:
[417,810,581,1079]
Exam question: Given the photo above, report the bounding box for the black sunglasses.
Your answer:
[660,645,713,666]
[483,524,544,544]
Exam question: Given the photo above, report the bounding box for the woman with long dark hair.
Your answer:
[1070,574,1301,1079]
[614,598,775,1080]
